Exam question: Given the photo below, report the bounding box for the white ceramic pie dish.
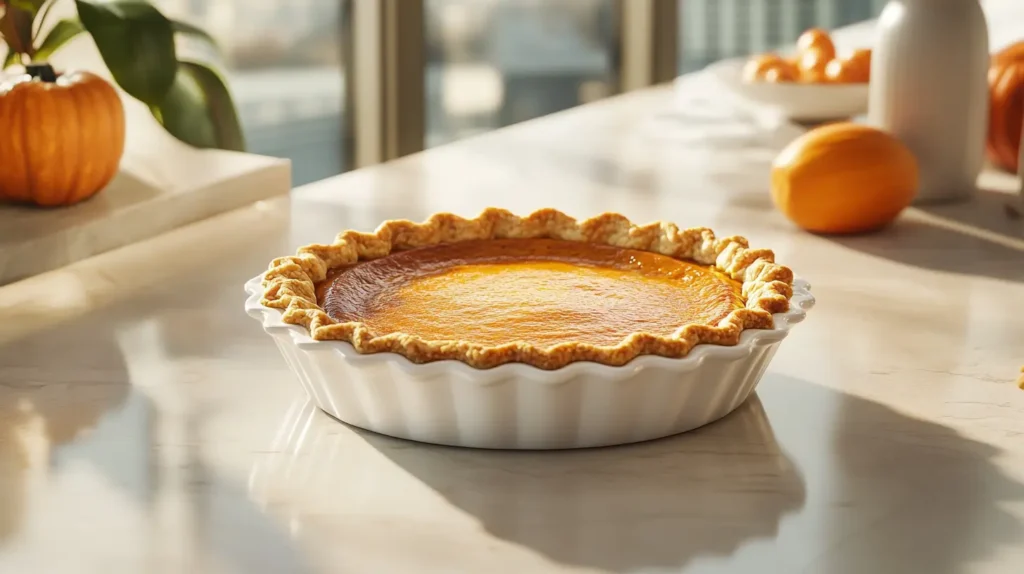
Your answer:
[244,274,813,450]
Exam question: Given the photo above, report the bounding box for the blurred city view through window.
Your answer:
[156,0,884,186]
[425,0,618,148]
[154,0,349,187]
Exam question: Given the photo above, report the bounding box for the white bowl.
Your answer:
[705,57,869,122]
[245,275,814,450]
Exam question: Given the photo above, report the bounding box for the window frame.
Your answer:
[348,0,678,166]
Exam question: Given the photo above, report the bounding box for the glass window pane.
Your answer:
[679,0,885,74]
[425,0,618,148]
[153,0,350,186]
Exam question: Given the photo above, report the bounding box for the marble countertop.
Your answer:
[2,73,1024,574]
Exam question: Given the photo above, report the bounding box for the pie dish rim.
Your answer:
[259,208,795,370]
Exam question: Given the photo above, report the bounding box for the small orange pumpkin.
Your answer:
[0,64,125,207]
[988,43,1024,173]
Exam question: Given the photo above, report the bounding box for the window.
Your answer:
[424,0,619,147]
[154,0,351,186]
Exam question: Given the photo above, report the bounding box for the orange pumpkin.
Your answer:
[771,122,919,235]
[993,42,1024,67]
[0,65,125,207]
[987,42,1024,173]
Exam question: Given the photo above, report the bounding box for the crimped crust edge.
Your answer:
[260,208,794,370]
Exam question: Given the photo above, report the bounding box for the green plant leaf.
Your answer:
[75,0,176,105]
[11,0,47,12]
[33,0,59,39]
[0,1,35,54]
[32,17,84,61]
[10,0,46,22]
[170,18,219,52]
[150,61,245,152]
[2,47,22,69]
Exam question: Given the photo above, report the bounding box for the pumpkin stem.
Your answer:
[26,63,57,82]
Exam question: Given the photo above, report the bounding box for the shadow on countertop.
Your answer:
[917,186,1024,240]
[0,327,132,544]
[346,374,1024,574]
[761,375,1024,574]
[354,393,806,573]
[826,188,1024,283]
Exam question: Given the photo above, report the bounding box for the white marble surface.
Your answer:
[0,9,1024,574]
[0,154,290,285]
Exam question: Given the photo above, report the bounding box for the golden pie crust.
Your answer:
[261,208,795,370]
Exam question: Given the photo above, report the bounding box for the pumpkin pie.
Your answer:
[261,209,794,370]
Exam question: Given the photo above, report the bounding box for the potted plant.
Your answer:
[0,0,243,207]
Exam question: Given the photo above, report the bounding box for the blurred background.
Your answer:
[153,0,886,186]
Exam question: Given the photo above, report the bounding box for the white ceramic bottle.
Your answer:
[868,0,990,204]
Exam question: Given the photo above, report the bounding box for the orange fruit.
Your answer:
[824,57,868,84]
[797,49,831,83]
[743,53,798,83]
[763,66,797,83]
[797,28,836,61]
[771,123,919,235]
[848,48,872,80]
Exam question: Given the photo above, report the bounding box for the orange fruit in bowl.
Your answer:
[797,49,831,83]
[848,48,872,80]
[762,66,797,83]
[797,28,837,61]
[743,54,798,83]
[824,57,868,84]
[771,123,919,235]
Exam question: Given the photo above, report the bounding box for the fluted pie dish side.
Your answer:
[244,275,813,449]
[260,208,795,370]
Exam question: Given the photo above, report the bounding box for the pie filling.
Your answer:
[316,238,744,348]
